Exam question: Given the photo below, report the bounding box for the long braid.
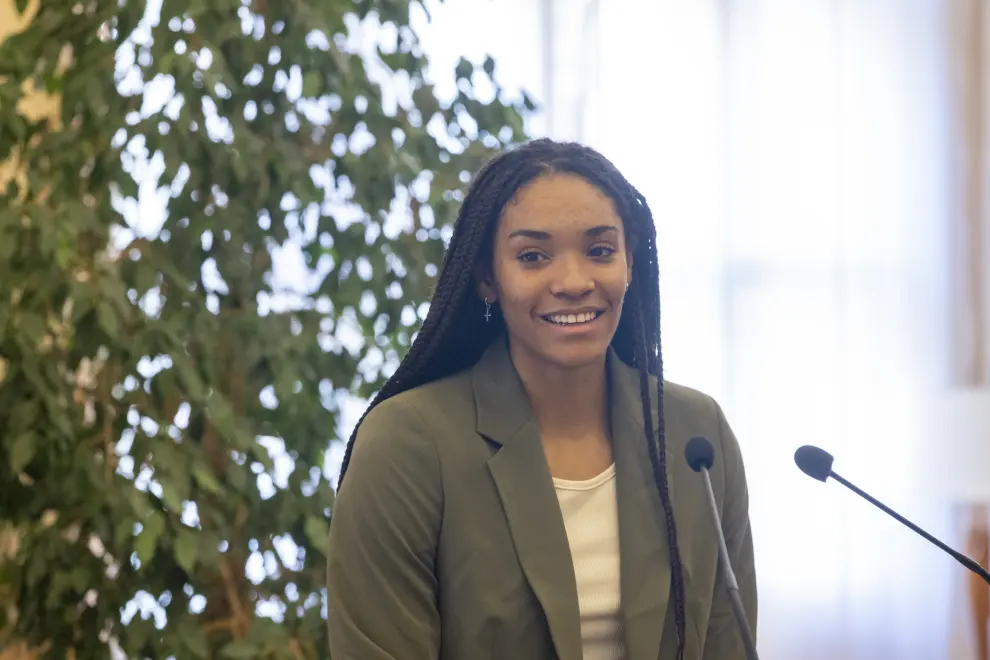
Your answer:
[334,139,689,658]
[631,190,688,660]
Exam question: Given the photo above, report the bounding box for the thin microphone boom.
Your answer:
[700,466,759,658]
[685,437,759,660]
[794,444,990,586]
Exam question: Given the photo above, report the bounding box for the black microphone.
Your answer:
[685,437,759,660]
[794,444,990,585]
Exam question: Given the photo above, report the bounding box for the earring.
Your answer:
[483,297,492,322]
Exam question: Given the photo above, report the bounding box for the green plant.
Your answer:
[0,1,529,657]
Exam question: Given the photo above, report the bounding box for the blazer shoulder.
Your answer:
[345,370,476,495]
[661,379,747,467]
[662,379,720,420]
[359,369,476,439]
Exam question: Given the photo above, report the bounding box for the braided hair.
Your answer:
[336,138,687,660]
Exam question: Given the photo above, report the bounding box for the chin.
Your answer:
[537,342,611,371]
[506,318,617,373]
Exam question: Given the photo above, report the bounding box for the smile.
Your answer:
[541,311,604,326]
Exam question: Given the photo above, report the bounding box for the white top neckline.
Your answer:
[552,463,617,491]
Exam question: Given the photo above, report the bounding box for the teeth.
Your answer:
[548,312,598,325]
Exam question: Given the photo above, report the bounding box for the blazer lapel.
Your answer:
[608,352,674,660]
[473,339,583,660]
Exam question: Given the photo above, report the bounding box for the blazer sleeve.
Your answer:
[702,400,758,660]
[326,396,443,660]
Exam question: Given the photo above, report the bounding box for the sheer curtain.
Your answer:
[340,0,960,657]
[542,0,956,658]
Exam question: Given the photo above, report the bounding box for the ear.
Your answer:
[475,266,498,303]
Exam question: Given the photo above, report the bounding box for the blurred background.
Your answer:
[1,0,988,658]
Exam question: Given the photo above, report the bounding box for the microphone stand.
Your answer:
[698,465,759,660]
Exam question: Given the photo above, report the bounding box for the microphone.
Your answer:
[794,444,990,586]
[685,437,759,660]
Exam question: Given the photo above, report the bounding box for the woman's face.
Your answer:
[479,173,633,373]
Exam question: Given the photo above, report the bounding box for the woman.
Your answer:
[326,139,757,660]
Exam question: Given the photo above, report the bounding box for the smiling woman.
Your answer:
[480,174,633,376]
[326,139,757,660]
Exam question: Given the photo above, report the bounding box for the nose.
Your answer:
[549,254,594,299]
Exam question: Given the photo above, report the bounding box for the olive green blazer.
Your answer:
[326,338,757,660]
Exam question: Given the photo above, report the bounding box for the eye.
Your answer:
[516,250,547,264]
[588,243,616,259]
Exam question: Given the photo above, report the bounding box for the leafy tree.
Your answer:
[0,0,529,657]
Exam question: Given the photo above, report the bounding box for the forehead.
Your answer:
[498,173,622,235]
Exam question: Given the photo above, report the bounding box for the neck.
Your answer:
[509,345,610,439]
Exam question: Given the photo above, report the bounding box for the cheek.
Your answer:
[493,265,539,316]
[602,259,631,296]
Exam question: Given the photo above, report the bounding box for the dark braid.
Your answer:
[335,139,687,659]
[627,191,688,660]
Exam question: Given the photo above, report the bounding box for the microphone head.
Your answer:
[794,445,834,482]
[685,436,715,472]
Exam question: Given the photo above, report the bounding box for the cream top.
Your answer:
[553,464,625,660]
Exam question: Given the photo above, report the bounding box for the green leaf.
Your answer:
[174,528,197,573]
[220,639,262,659]
[115,517,135,547]
[182,621,210,659]
[161,481,184,512]
[0,232,15,262]
[96,301,120,337]
[244,617,286,644]
[226,462,248,492]
[8,432,36,473]
[135,510,165,568]
[172,354,206,401]
[454,57,473,81]
[301,70,322,98]
[15,0,28,14]
[192,462,223,494]
[18,313,46,343]
[196,531,222,568]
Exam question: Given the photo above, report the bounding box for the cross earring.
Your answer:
[483,297,492,322]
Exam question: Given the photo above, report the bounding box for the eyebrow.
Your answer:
[506,225,619,240]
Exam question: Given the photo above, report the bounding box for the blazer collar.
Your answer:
[472,338,674,660]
